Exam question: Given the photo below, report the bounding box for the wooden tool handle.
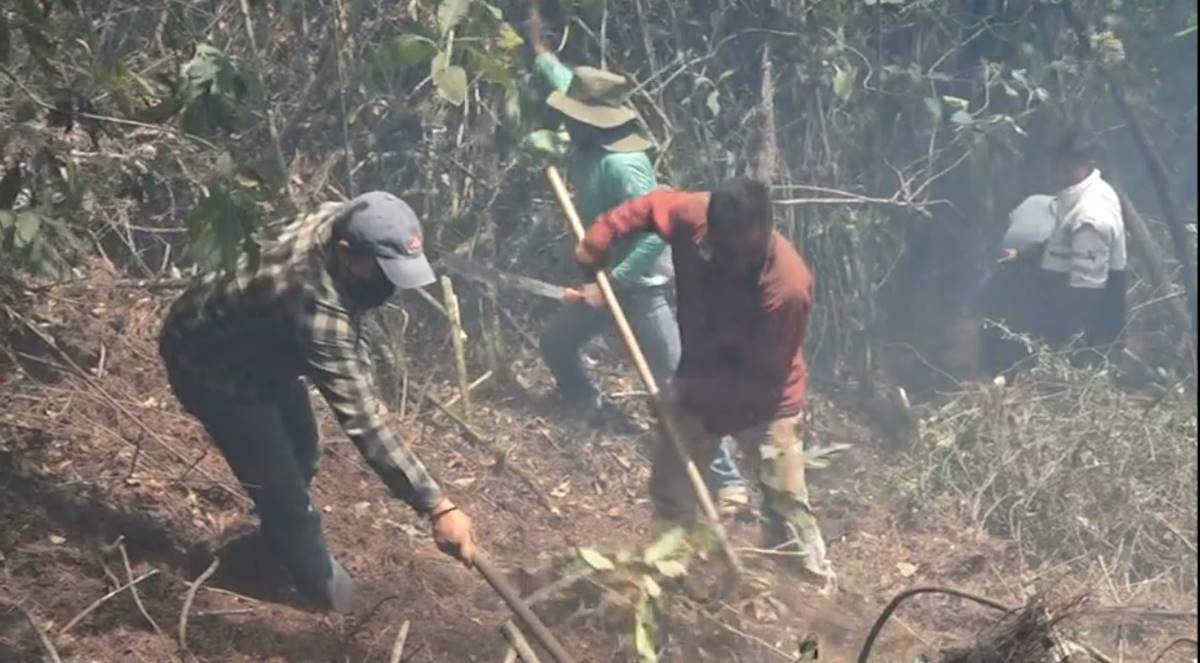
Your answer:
[475,555,577,663]
[544,166,743,579]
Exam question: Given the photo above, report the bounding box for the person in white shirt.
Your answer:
[993,131,1127,364]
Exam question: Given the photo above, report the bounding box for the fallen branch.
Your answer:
[857,586,1011,663]
[0,600,63,663]
[501,620,543,663]
[442,276,472,415]
[60,569,160,635]
[179,557,220,654]
[443,371,493,409]
[118,541,170,647]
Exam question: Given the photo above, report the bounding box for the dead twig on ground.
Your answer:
[388,619,411,663]
[1,600,64,663]
[1151,638,1198,663]
[178,557,220,654]
[117,540,171,648]
[443,371,493,409]
[442,276,472,416]
[60,569,160,635]
[501,620,543,663]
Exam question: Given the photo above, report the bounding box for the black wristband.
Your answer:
[431,506,459,523]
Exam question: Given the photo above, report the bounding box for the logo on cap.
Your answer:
[408,234,422,252]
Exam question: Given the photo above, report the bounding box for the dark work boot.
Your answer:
[324,557,356,614]
[291,553,356,613]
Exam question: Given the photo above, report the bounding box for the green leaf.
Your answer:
[941,95,969,112]
[0,210,14,230]
[467,46,513,88]
[437,0,471,36]
[950,110,973,126]
[832,64,855,102]
[804,443,853,469]
[434,64,469,105]
[641,575,662,599]
[373,34,438,77]
[578,547,616,571]
[480,1,503,20]
[15,212,41,248]
[520,128,569,156]
[643,525,687,563]
[923,96,942,121]
[653,560,687,578]
[496,21,524,50]
[705,89,720,117]
[214,151,236,180]
[1174,25,1197,38]
[634,597,658,663]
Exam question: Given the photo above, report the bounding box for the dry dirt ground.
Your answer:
[1,269,1195,662]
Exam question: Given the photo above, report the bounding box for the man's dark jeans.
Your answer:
[539,286,745,491]
[167,370,338,608]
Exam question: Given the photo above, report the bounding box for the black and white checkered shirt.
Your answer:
[160,202,442,512]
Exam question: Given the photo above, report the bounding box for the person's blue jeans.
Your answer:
[539,286,745,491]
[167,370,349,610]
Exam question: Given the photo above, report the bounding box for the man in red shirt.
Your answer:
[576,177,835,589]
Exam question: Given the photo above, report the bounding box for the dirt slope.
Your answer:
[1,269,1194,662]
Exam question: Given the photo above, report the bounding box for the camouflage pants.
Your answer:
[649,411,834,582]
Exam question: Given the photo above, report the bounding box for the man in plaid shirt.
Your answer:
[160,192,476,612]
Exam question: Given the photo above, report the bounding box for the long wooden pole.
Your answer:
[475,555,576,663]
[442,276,472,415]
[544,166,743,582]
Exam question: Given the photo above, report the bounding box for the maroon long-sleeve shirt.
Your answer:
[584,189,813,436]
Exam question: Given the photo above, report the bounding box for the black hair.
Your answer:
[1051,129,1100,164]
[708,176,771,233]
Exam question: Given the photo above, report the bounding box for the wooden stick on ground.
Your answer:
[1,601,63,663]
[544,166,743,582]
[60,569,160,635]
[442,276,473,416]
[501,620,544,663]
[475,554,575,663]
[178,557,220,654]
[388,620,411,663]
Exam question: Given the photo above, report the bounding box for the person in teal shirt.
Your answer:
[527,9,747,513]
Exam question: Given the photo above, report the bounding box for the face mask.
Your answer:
[346,275,396,310]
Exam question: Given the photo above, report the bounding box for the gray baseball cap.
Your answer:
[341,191,435,289]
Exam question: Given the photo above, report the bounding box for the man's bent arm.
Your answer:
[306,303,443,513]
[584,189,708,260]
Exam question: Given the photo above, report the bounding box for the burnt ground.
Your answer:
[1,268,1195,662]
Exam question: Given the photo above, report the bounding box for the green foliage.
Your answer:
[369,34,439,82]
[0,209,89,278]
[185,152,264,272]
[431,51,468,106]
[179,44,257,135]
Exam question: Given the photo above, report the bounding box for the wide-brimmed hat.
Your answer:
[547,66,653,153]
